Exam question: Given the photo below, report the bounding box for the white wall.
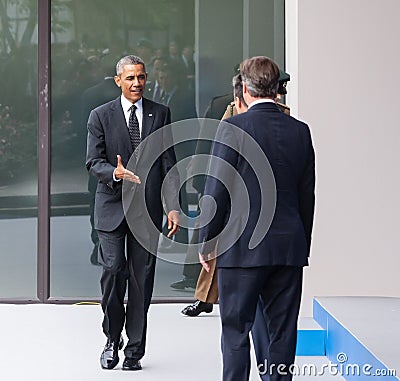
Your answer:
[286,0,400,316]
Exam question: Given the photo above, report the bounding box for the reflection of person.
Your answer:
[157,60,198,248]
[198,56,315,381]
[158,60,197,123]
[180,73,247,315]
[135,38,154,79]
[81,64,121,265]
[86,55,180,371]
[145,56,167,103]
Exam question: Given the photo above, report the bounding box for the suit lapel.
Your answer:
[111,96,133,157]
[141,97,156,140]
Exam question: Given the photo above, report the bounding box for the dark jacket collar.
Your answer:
[248,101,280,113]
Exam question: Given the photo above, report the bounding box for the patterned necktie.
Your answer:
[128,104,141,151]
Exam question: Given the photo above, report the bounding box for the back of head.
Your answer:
[240,56,280,98]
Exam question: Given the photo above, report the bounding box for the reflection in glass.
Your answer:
[0,0,38,298]
[49,0,284,299]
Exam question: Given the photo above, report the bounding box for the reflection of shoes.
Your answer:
[170,277,197,290]
[181,300,213,316]
[90,244,100,266]
[170,278,196,289]
[122,357,142,371]
[158,236,174,252]
[100,336,124,369]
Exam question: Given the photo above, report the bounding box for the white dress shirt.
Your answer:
[113,95,144,182]
[120,94,144,135]
[247,98,275,109]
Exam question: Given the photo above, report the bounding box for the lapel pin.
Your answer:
[148,113,153,117]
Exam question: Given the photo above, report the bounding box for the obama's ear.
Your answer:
[114,75,121,87]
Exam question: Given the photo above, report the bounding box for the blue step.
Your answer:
[313,297,399,381]
[296,317,326,356]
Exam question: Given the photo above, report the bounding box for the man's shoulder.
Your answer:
[92,97,120,114]
[142,97,169,113]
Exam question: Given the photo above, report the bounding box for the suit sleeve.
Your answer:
[85,109,115,188]
[298,125,316,252]
[160,108,180,212]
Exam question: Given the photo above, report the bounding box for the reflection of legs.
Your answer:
[124,231,156,360]
[97,224,128,341]
[89,176,100,265]
[174,186,189,244]
[182,226,202,279]
[170,222,201,289]
[161,187,189,251]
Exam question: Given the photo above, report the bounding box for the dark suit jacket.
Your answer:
[85,96,180,235]
[199,102,315,267]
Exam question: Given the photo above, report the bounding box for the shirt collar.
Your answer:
[248,98,275,110]
[120,94,143,113]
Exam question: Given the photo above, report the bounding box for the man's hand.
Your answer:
[199,253,211,273]
[167,210,180,237]
[114,155,141,183]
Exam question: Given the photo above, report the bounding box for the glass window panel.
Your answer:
[50,0,284,299]
[0,0,38,298]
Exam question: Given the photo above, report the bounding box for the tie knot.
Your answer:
[130,104,137,112]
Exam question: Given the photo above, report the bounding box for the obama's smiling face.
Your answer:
[114,63,147,104]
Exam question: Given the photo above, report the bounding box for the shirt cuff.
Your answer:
[113,168,122,182]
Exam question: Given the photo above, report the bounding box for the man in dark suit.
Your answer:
[86,55,180,371]
[199,56,315,381]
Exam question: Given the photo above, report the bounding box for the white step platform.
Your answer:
[314,296,400,381]
[0,303,343,381]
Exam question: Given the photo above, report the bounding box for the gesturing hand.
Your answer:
[114,155,141,183]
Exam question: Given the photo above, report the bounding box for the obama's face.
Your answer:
[114,64,147,103]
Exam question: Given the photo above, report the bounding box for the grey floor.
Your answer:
[315,296,400,379]
[0,303,344,381]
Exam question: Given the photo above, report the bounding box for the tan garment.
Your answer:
[194,258,218,303]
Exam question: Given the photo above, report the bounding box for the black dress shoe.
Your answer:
[100,337,124,370]
[170,277,197,290]
[122,357,142,371]
[181,300,213,317]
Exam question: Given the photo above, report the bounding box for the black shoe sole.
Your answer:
[101,356,119,370]
[122,366,142,371]
[182,306,213,317]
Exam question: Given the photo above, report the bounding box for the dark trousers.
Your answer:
[218,266,303,381]
[97,219,156,360]
[252,298,271,381]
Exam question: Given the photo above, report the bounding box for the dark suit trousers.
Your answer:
[218,266,303,381]
[252,298,271,381]
[97,219,156,360]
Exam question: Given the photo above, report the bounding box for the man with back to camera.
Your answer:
[86,55,180,371]
[180,69,291,316]
[198,56,315,381]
